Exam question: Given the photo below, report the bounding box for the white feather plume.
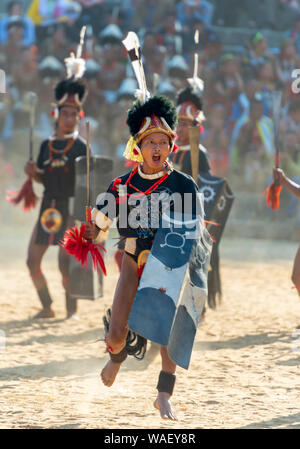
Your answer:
[187,76,204,93]
[122,31,150,103]
[65,52,86,79]
[187,29,204,95]
[64,26,87,80]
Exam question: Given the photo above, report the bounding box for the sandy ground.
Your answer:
[1,205,300,430]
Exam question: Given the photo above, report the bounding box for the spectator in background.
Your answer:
[201,103,230,177]
[0,17,26,74]
[276,0,300,31]
[199,33,223,104]
[97,25,126,105]
[255,61,278,116]
[79,116,101,155]
[75,0,107,35]
[111,77,137,160]
[182,16,212,55]
[231,95,274,186]
[280,99,300,136]
[286,14,300,54]
[280,131,300,179]
[142,31,159,64]
[212,0,246,27]
[35,55,64,139]
[176,0,214,30]
[157,78,177,101]
[144,46,168,89]
[28,0,83,41]
[202,31,222,69]
[230,79,263,156]
[0,85,13,145]
[156,11,183,56]
[167,54,189,91]
[275,39,300,92]
[11,47,38,97]
[214,54,244,120]
[0,1,36,46]
[243,0,277,29]
[82,59,104,118]
[141,33,168,87]
[34,0,82,26]
[39,23,70,63]
[97,42,126,104]
[245,32,275,77]
[130,0,174,31]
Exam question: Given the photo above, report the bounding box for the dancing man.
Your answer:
[82,58,212,420]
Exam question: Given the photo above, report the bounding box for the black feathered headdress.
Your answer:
[54,78,86,110]
[122,31,178,161]
[176,86,205,123]
[127,95,177,137]
[124,95,178,162]
[52,26,87,117]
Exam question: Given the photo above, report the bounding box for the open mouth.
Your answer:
[152,154,161,163]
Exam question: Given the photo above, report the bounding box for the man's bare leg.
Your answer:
[292,245,300,328]
[101,254,139,387]
[154,346,177,420]
[27,223,55,318]
[292,245,300,298]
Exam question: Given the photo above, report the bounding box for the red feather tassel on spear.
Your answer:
[6,92,38,211]
[264,151,282,210]
[60,121,107,275]
[6,177,38,211]
[62,222,106,275]
[264,91,282,211]
[265,181,282,211]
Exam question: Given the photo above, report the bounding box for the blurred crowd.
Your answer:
[1,0,300,207]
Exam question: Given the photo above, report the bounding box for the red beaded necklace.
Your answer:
[125,163,171,197]
[47,138,75,172]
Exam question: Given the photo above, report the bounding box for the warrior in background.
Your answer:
[172,85,223,309]
[172,86,211,176]
[25,73,87,319]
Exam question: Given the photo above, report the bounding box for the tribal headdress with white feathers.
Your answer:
[176,30,205,125]
[122,32,178,162]
[52,26,87,119]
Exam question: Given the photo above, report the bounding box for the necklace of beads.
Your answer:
[46,137,76,171]
[125,161,172,197]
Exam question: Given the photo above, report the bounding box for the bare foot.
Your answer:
[33,307,55,319]
[154,392,177,420]
[66,312,80,320]
[100,359,122,387]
